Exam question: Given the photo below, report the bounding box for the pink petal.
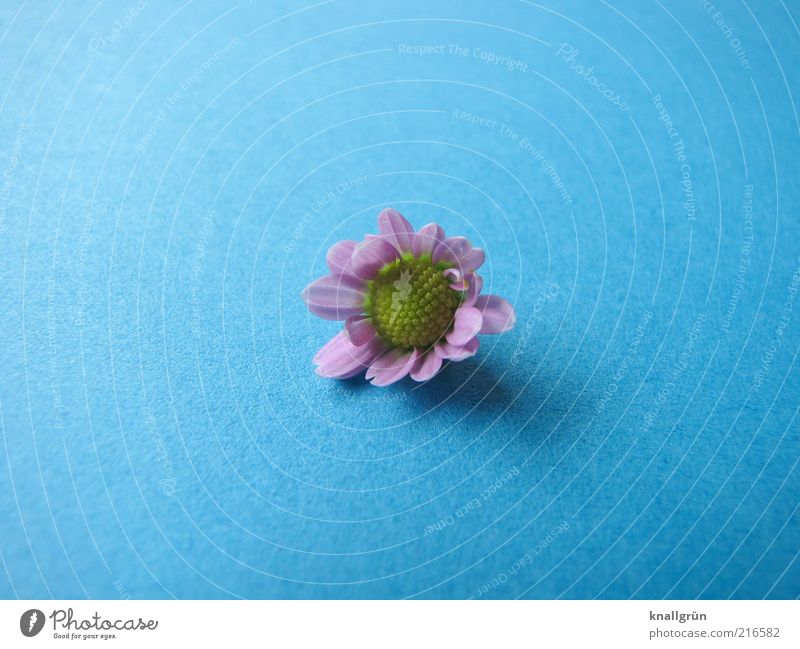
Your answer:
[446,306,482,346]
[433,236,470,265]
[326,240,357,275]
[351,237,399,279]
[443,268,467,291]
[464,273,483,307]
[432,236,485,273]
[378,208,414,252]
[411,222,445,258]
[313,332,384,379]
[463,249,485,272]
[475,295,516,333]
[435,336,479,361]
[301,274,366,320]
[344,315,376,346]
[409,350,443,382]
[365,348,418,387]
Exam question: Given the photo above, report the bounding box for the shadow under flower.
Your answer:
[324,346,596,461]
[402,353,596,457]
[407,356,516,412]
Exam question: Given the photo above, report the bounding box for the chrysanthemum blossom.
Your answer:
[301,209,516,386]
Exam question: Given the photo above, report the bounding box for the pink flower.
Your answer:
[301,209,516,386]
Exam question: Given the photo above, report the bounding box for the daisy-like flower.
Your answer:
[301,209,516,386]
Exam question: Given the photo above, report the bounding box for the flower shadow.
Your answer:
[406,357,517,413]
[403,354,594,454]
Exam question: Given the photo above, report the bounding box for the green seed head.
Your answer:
[366,255,462,349]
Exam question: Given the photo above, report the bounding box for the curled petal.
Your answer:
[411,222,445,258]
[344,315,376,346]
[351,237,399,279]
[378,208,414,252]
[443,267,467,291]
[301,274,366,320]
[366,348,419,387]
[464,273,483,307]
[326,240,357,275]
[433,236,485,273]
[475,295,516,334]
[435,336,479,361]
[446,306,483,346]
[313,332,385,379]
[410,350,443,382]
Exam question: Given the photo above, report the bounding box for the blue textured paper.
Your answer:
[1,0,798,599]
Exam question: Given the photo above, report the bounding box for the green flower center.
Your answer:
[365,254,462,349]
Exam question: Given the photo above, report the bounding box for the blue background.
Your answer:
[1,0,799,599]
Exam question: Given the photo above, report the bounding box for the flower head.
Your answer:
[301,209,516,386]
